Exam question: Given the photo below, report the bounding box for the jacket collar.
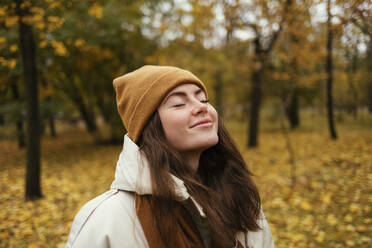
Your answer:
[110,134,205,216]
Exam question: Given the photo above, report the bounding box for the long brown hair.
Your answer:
[138,111,261,247]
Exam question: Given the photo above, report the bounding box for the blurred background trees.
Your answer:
[0,0,371,199]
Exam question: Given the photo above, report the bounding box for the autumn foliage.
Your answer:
[1,114,371,247]
[0,0,371,247]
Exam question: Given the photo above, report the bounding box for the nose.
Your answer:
[191,100,208,116]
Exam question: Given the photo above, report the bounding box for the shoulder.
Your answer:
[92,189,136,217]
[66,189,148,248]
[236,210,275,248]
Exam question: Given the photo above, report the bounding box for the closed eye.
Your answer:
[172,99,208,108]
[173,104,185,107]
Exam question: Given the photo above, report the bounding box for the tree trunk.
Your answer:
[247,35,266,148]
[68,86,98,133]
[286,87,300,129]
[244,0,291,148]
[97,100,111,124]
[367,39,372,112]
[16,120,25,148]
[76,98,98,133]
[346,48,358,118]
[326,0,337,139]
[16,0,42,200]
[61,71,98,134]
[287,29,300,129]
[49,116,56,137]
[248,68,263,147]
[95,98,123,144]
[10,81,25,148]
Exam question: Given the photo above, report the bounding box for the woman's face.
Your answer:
[157,83,219,154]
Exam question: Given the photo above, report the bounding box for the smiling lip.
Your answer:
[190,119,212,128]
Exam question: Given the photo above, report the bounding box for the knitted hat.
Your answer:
[113,65,208,143]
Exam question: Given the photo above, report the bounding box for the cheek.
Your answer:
[159,110,189,142]
[209,105,219,128]
[161,114,185,130]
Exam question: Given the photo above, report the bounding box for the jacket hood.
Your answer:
[110,134,205,216]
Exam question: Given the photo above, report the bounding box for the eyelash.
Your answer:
[173,104,185,107]
[173,99,209,107]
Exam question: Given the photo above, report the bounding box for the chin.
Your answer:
[191,134,219,151]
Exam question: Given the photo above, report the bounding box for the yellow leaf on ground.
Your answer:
[300,201,311,211]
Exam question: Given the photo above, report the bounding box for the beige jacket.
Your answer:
[65,134,275,248]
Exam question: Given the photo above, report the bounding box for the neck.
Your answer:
[181,150,201,174]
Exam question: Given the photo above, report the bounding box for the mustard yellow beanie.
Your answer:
[113,65,208,143]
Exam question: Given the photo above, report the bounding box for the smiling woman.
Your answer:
[65,65,274,248]
[157,84,219,172]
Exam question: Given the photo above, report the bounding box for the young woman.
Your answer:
[66,65,274,248]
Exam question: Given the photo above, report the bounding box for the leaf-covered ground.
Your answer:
[0,117,371,247]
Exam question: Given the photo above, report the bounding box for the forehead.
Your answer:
[166,83,204,96]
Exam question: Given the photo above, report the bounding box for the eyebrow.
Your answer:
[163,88,204,104]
